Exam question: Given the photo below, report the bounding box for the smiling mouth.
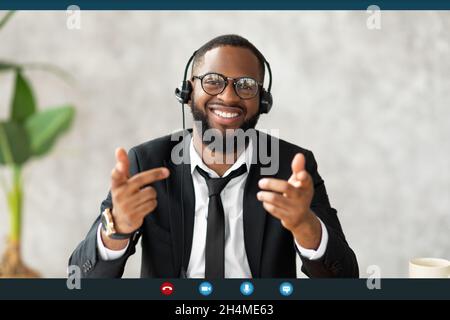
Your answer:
[208,105,244,121]
[212,109,240,119]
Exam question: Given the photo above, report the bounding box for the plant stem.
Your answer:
[7,165,22,243]
[0,170,8,198]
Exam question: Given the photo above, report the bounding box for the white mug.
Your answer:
[409,258,450,278]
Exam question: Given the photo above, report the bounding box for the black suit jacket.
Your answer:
[69,130,358,278]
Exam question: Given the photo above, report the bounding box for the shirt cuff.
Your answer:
[96,223,129,261]
[294,217,328,260]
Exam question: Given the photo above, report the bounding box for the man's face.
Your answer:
[189,46,262,138]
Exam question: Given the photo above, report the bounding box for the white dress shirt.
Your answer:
[97,137,329,277]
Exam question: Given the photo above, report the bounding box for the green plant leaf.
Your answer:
[0,61,20,73]
[11,72,37,123]
[0,61,74,85]
[24,106,75,156]
[21,62,75,85]
[0,11,15,31]
[0,121,32,165]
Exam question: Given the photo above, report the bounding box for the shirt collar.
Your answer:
[189,135,254,178]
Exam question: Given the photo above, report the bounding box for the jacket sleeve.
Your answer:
[297,150,359,278]
[68,148,142,278]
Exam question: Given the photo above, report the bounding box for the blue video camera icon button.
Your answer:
[198,282,213,296]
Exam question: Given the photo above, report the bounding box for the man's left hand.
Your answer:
[257,153,321,249]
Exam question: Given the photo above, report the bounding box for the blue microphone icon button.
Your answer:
[240,281,254,296]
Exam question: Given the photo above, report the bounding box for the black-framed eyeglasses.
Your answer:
[192,72,263,100]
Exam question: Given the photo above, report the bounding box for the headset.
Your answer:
[172,49,273,278]
[175,50,273,115]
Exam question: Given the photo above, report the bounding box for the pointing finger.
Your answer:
[128,167,170,191]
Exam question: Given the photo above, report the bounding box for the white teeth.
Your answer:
[213,109,240,119]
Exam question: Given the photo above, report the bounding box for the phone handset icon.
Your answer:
[160,282,174,296]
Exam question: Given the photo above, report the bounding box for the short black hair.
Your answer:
[192,34,266,81]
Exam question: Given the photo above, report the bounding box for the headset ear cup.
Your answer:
[175,81,193,104]
[183,81,193,104]
[259,90,273,114]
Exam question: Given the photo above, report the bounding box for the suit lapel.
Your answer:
[243,132,269,278]
[166,133,195,277]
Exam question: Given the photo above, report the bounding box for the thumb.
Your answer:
[288,153,305,187]
[291,153,305,176]
[111,147,129,189]
[115,147,130,177]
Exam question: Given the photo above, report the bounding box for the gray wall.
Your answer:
[0,11,448,278]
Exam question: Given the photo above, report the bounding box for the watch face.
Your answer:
[101,208,116,236]
[100,208,135,239]
[101,212,106,229]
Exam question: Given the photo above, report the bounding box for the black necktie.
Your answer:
[196,164,247,279]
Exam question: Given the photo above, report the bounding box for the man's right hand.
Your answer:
[101,147,170,250]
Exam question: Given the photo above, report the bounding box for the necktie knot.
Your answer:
[196,164,247,197]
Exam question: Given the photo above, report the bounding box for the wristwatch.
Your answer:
[101,207,137,240]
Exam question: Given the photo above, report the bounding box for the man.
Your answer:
[69,34,358,278]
